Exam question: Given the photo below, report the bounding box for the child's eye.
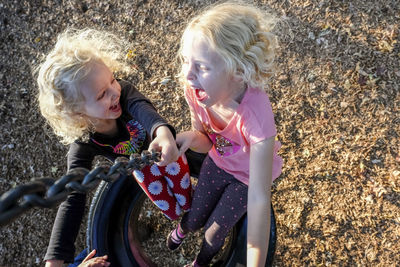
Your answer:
[97,91,106,100]
[198,65,209,71]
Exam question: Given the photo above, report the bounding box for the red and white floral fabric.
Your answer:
[132,155,192,220]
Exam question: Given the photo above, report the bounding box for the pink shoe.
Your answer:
[167,224,186,250]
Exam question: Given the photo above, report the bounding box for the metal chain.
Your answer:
[0,150,160,227]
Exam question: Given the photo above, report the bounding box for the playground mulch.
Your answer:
[0,0,399,266]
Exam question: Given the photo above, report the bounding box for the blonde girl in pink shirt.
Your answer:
[166,1,283,267]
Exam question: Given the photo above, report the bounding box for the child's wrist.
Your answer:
[154,125,173,139]
[45,259,64,267]
[191,129,204,137]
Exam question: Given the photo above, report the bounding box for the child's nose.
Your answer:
[187,72,195,81]
[108,88,118,100]
[185,63,196,81]
[110,93,117,101]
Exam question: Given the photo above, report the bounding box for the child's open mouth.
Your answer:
[195,88,208,102]
[110,102,121,113]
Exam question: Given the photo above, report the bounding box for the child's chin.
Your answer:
[195,93,208,103]
[111,111,122,118]
[197,99,208,107]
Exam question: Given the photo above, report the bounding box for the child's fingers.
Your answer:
[148,143,166,165]
[82,249,97,262]
[148,142,160,154]
[155,143,179,166]
[91,257,109,266]
[95,255,108,260]
[79,255,109,267]
[157,150,173,166]
[178,143,190,156]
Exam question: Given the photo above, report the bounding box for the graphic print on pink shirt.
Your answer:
[203,123,240,157]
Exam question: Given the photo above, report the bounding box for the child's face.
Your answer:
[181,31,244,109]
[78,61,122,123]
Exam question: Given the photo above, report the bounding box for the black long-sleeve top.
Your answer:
[44,80,175,262]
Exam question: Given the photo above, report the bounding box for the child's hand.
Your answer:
[176,130,212,154]
[149,126,179,166]
[45,260,64,267]
[78,249,110,267]
[176,131,197,155]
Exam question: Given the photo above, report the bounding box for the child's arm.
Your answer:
[44,192,87,264]
[149,125,179,166]
[176,104,212,155]
[123,81,175,140]
[122,81,178,165]
[45,260,63,267]
[176,130,212,155]
[45,143,96,264]
[247,136,274,267]
[78,249,109,267]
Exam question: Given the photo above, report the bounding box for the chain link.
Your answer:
[0,150,160,227]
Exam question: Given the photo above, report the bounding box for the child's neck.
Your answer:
[207,103,238,130]
[94,119,118,136]
[206,84,247,130]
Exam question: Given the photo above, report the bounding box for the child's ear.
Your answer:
[76,112,87,120]
[232,72,243,83]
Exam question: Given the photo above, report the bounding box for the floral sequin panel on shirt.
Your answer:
[91,120,146,155]
[203,123,240,157]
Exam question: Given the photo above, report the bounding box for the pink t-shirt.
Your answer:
[185,86,283,185]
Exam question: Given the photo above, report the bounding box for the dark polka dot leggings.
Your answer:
[180,155,248,266]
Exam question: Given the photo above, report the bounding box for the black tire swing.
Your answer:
[86,150,276,266]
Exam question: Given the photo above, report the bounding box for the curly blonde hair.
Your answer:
[178,1,279,90]
[35,28,131,144]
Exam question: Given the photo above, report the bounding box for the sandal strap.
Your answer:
[170,228,185,244]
